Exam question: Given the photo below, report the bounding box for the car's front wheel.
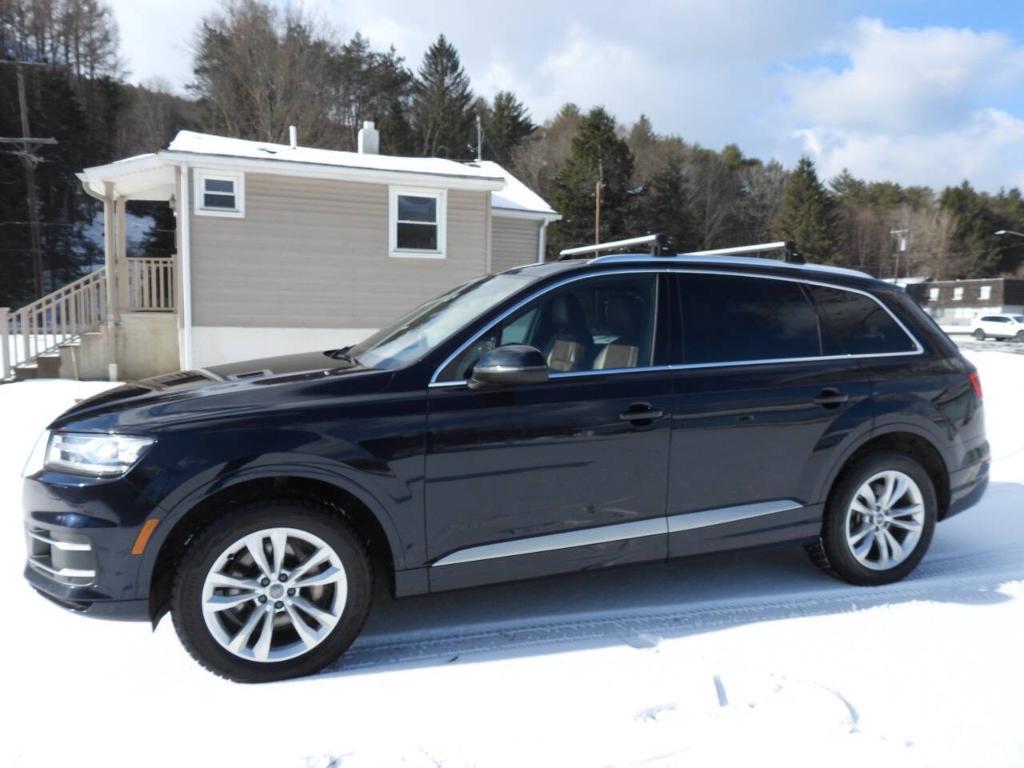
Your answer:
[807,451,937,586]
[171,499,372,682]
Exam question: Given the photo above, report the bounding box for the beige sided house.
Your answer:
[0,124,559,382]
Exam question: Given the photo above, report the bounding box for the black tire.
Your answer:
[973,329,986,340]
[171,498,372,683]
[806,451,937,586]
[1015,330,1024,343]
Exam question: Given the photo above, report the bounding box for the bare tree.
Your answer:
[190,0,339,146]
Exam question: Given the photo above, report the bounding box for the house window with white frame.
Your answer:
[928,287,940,302]
[194,170,245,217]
[953,287,964,301]
[979,285,992,300]
[389,187,446,258]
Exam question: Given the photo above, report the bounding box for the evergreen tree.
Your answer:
[549,106,634,253]
[772,157,842,263]
[483,90,533,166]
[634,155,695,251]
[829,168,866,203]
[411,34,475,158]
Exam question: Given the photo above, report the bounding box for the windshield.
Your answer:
[1014,315,1024,324]
[348,270,543,369]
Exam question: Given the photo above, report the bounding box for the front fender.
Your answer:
[137,455,412,586]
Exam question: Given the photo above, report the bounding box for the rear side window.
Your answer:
[678,274,820,364]
[806,285,917,355]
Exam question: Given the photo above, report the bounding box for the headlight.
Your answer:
[44,432,155,477]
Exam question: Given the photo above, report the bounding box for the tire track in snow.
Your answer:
[334,544,1024,673]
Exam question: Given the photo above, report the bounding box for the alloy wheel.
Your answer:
[844,470,925,571]
[200,527,348,662]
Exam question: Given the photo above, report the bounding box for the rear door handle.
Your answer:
[813,388,849,407]
[619,404,664,422]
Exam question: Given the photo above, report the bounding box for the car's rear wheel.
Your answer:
[973,328,986,340]
[807,451,936,586]
[171,499,372,683]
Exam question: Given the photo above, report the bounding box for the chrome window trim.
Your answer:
[428,267,924,388]
[432,517,666,566]
[432,499,804,566]
[666,499,802,533]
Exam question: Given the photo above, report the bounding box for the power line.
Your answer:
[0,59,58,298]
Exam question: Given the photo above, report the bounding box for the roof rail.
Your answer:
[559,234,668,260]
[677,240,805,264]
[560,236,806,264]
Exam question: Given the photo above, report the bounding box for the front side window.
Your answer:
[390,187,445,258]
[194,171,244,217]
[678,274,820,364]
[806,285,918,355]
[438,273,658,381]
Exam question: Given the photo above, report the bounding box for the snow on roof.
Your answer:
[469,160,559,217]
[167,130,505,184]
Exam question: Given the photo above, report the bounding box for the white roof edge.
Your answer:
[491,206,562,221]
[470,160,558,217]
[157,149,505,191]
[79,152,165,180]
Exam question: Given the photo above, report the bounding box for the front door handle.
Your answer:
[813,388,849,408]
[619,404,664,423]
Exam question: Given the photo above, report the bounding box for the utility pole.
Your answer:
[594,159,604,244]
[890,228,909,280]
[0,61,58,298]
[475,113,483,161]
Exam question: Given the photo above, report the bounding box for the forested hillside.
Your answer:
[2,0,1022,310]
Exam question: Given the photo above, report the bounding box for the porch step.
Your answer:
[14,353,62,381]
[58,330,107,380]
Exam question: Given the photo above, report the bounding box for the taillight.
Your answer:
[969,371,983,400]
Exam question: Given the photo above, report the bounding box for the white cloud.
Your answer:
[104,2,1024,191]
[796,110,1024,191]
[786,18,1024,190]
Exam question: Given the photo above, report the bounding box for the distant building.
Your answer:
[907,277,1024,326]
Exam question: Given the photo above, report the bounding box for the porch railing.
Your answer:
[127,257,176,311]
[1,267,107,380]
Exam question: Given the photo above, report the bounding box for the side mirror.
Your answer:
[469,345,549,389]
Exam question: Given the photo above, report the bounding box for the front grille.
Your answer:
[26,527,96,586]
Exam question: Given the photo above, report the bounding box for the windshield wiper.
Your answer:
[325,346,357,363]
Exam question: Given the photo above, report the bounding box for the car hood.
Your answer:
[49,350,390,431]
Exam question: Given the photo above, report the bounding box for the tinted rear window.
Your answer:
[679,274,820,364]
[806,285,917,355]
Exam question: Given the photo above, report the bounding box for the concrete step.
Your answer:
[15,352,63,381]
[13,364,38,381]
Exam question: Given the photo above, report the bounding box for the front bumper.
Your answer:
[24,563,149,620]
[22,472,159,622]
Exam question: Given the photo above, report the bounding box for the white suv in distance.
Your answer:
[971,313,1024,341]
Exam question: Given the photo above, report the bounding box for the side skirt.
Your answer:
[427,499,820,593]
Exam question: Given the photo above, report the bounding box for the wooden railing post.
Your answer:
[0,307,9,380]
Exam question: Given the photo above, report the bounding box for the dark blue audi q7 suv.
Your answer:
[23,251,989,681]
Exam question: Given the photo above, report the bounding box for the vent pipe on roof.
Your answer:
[288,125,298,149]
[358,121,379,154]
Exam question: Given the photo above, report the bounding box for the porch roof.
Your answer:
[77,153,176,201]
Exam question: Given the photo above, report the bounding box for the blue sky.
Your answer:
[108,0,1024,192]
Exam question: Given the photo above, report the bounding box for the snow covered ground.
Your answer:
[1,345,1022,768]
